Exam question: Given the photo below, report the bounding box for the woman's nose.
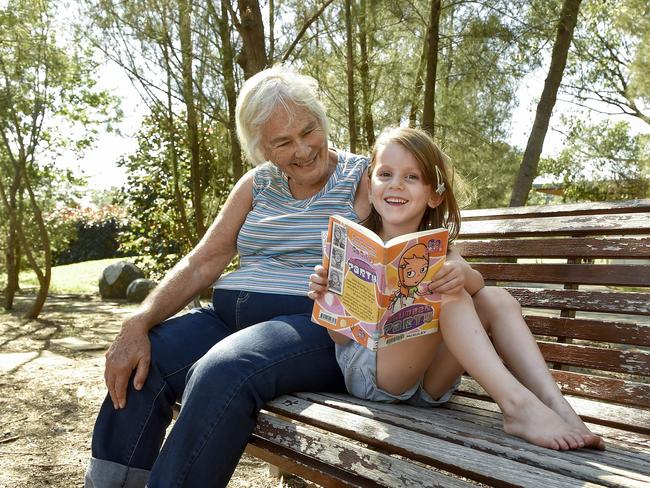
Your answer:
[295,138,310,158]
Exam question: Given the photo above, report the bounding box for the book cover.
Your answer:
[312,215,449,350]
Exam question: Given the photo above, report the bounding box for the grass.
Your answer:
[8,258,125,295]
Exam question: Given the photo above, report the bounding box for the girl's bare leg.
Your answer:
[424,290,597,450]
[376,332,442,395]
[472,287,604,449]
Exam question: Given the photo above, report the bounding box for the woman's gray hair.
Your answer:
[235,65,329,165]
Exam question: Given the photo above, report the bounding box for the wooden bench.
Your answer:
[245,198,650,487]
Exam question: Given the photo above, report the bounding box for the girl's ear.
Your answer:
[428,193,443,209]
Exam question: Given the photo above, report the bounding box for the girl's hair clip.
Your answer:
[435,166,446,195]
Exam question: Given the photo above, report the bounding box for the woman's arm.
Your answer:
[105,168,257,409]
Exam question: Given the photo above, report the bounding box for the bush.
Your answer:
[50,204,131,265]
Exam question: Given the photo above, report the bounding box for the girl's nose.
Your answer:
[388,176,403,189]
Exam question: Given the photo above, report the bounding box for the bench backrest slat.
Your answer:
[456,237,650,259]
[473,263,650,287]
[525,316,650,347]
[461,198,650,221]
[552,370,650,409]
[460,212,650,238]
[537,342,650,376]
[507,288,650,315]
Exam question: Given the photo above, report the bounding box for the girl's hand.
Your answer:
[308,265,329,300]
[427,260,465,295]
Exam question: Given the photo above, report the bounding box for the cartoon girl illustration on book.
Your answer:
[389,243,429,312]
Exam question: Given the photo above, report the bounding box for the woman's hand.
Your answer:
[307,265,329,300]
[104,316,151,410]
[427,260,465,295]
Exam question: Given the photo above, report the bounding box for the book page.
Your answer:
[377,229,449,348]
[312,216,385,350]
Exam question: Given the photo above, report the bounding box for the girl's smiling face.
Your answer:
[368,142,441,241]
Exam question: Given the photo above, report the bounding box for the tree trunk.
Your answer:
[3,173,21,310]
[409,36,428,128]
[422,0,442,135]
[358,0,375,149]
[509,0,583,207]
[217,0,245,180]
[179,0,205,236]
[345,0,358,152]
[233,0,268,78]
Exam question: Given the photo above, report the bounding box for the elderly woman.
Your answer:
[84,65,370,487]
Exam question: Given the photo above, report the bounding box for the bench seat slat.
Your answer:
[246,439,379,487]
[538,341,650,375]
[265,395,609,488]
[473,263,650,286]
[460,213,650,238]
[525,315,650,347]
[460,199,650,221]
[507,288,650,315]
[252,414,475,487]
[455,237,650,259]
[306,393,650,484]
[297,392,650,486]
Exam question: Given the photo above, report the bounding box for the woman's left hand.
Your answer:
[427,260,465,295]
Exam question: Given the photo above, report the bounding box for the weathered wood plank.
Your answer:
[246,439,376,487]
[294,392,650,487]
[265,395,607,488]
[455,237,650,259]
[461,200,650,221]
[253,410,479,487]
[537,341,650,375]
[507,287,650,315]
[460,213,650,238]
[549,370,650,408]
[524,315,650,347]
[473,263,650,287]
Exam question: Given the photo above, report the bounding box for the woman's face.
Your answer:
[261,103,333,198]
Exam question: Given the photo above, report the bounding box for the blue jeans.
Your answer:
[86,289,345,487]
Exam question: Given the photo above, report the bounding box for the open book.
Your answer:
[312,215,449,351]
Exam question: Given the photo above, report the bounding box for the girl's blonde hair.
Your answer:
[363,127,462,242]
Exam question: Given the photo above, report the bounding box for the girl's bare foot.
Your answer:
[501,392,595,450]
[544,395,606,450]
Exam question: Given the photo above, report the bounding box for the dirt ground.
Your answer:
[0,294,313,488]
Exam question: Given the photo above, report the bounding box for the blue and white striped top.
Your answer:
[214,150,369,296]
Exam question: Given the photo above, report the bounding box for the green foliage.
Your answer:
[539,118,649,202]
[117,112,235,279]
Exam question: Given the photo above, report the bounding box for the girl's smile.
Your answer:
[369,142,440,241]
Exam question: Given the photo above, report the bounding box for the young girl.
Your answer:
[308,127,604,451]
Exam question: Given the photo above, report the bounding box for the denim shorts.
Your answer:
[335,340,460,407]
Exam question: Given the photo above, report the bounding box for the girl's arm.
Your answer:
[308,265,352,345]
[428,246,485,296]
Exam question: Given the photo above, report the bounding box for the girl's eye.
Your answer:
[406,271,416,278]
[406,174,420,180]
[377,171,391,177]
[421,266,427,273]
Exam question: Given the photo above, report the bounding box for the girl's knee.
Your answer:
[474,287,521,314]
